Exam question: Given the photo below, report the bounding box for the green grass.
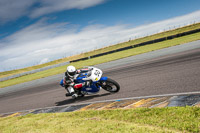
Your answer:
[0,107,199,133]
[0,23,200,79]
[0,31,200,88]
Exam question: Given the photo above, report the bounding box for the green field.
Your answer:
[0,107,199,133]
[0,23,200,79]
[0,30,200,88]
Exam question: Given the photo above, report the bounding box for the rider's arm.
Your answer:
[77,68,89,73]
[64,75,74,86]
[77,67,93,74]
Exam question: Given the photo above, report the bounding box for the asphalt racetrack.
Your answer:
[0,41,200,114]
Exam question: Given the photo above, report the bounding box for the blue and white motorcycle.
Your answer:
[61,67,120,98]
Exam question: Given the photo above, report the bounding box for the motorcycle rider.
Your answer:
[61,65,91,99]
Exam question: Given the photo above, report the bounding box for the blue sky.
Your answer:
[0,0,200,72]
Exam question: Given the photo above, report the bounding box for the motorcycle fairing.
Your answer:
[60,71,109,94]
[100,77,108,81]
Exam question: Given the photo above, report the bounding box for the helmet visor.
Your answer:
[68,71,76,76]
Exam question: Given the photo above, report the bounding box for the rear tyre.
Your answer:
[101,78,120,93]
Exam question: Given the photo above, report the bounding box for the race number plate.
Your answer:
[90,67,103,81]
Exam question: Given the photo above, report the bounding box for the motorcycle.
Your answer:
[60,67,120,98]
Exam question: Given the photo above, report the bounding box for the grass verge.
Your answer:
[0,23,200,78]
[0,31,200,88]
[0,107,199,133]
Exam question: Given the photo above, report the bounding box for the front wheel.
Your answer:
[100,78,120,93]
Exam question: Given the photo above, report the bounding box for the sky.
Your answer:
[0,0,200,72]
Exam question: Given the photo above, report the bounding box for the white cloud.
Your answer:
[0,0,107,23]
[30,0,106,18]
[0,10,200,71]
[0,0,35,23]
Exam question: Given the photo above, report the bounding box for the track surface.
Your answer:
[0,44,200,113]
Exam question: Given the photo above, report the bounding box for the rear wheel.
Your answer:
[101,78,120,93]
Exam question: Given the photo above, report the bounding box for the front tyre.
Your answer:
[101,78,120,93]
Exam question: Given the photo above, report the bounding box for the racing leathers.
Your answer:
[61,68,92,98]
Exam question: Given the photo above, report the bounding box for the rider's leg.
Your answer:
[66,86,78,99]
[74,83,84,97]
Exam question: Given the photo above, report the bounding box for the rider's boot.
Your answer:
[72,93,78,99]
[66,86,78,99]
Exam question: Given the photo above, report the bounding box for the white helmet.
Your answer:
[66,65,76,77]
